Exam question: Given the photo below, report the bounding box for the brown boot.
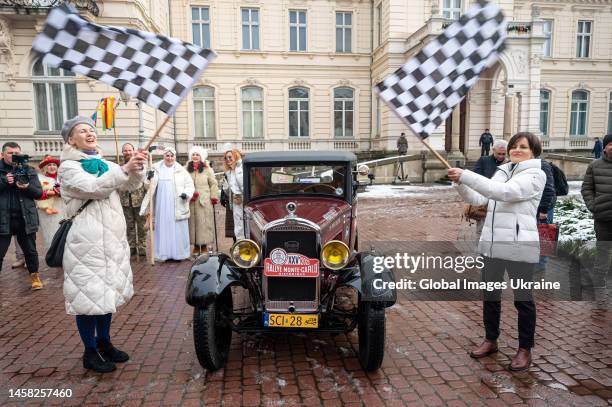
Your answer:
[509,348,532,371]
[469,339,498,358]
[29,273,43,290]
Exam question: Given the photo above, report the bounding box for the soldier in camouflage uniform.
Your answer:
[119,143,147,256]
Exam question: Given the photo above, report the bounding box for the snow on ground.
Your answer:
[358,183,453,199]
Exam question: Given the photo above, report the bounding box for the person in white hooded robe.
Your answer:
[140,147,194,261]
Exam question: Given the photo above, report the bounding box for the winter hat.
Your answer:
[221,142,234,153]
[61,116,96,143]
[38,155,60,169]
[163,146,177,156]
[189,145,208,161]
[603,134,612,149]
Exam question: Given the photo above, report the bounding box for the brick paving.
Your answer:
[0,185,611,406]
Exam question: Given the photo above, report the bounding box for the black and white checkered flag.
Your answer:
[374,0,506,139]
[32,4,216,116]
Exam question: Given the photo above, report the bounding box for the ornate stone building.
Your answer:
[0,0,611,160]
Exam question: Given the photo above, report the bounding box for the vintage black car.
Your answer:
[186,151,396,371]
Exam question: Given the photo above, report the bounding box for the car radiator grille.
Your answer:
[264,228,319,312]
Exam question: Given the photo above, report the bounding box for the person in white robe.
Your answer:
[140,147,194,261]
[36,156,66,250]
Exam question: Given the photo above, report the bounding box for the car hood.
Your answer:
[248,197,351,230]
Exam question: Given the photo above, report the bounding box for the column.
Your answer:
[503,93,514,140]
[451,106,461,152]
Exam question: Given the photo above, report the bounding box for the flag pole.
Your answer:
[403,128,452,169]
[113,127,120,164]
[147,149,155,265]
[143,115,172,152]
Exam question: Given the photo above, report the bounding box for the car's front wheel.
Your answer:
[193,292,232,371]
[357,300,386,371]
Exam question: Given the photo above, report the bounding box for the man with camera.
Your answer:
[0,142,44,289]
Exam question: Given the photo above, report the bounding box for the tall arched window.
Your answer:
[32,59,78,131]
[334,87,354,137]
[193,86,215,139]
[569,90,588,137]
[288,87,309,137]
[539,90,550,137]
[242,86,263,138]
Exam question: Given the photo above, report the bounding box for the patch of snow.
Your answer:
[359,184,453,199]
[276,378,287,387]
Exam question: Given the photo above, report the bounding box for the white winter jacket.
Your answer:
[455,159,546,263]
[58,146,144,315]
[226,160,244,196]
[140,161,194,220]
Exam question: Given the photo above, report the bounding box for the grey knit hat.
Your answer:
[61,116,96,143]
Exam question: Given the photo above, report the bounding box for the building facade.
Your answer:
[0,0,611,161]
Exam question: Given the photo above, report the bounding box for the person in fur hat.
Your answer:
[185,146,219,256]
[36,155,65,250]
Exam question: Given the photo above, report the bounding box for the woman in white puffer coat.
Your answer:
[58,116,147,374]
[448,132,546,372]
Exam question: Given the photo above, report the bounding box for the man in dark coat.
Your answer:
[479,129,494,156]
[0,142,43,289]
[581,134,612,289]
[397,132,408,155]
[473,139,507,179]
[593,137,603,159]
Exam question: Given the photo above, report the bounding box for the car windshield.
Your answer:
[249,164,347,200]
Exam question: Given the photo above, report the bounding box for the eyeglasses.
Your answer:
[224,156,233,161]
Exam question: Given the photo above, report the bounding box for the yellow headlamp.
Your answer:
[230,239,261,269]
[321,240,350,270]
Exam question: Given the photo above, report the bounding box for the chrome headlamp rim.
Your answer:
[230,239,261,269]
[321,240,350,270]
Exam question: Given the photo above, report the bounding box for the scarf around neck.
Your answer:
[80,157,109,177]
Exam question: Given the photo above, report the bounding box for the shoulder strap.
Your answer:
[70,199,93,221]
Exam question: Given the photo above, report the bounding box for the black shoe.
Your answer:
[83,348,116,373]
[97,339,130,363]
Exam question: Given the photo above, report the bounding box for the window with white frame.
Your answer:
[191,7,210,49]
[289,10,306,52]
[607,92,612,135]
[542,20,553,58]
[242,8,260,50]
[32,59,78,132]
[576,20,592,58]
[569,90,589,137]
[334,87,354,137]
[242,87,263,138]
[335,12,352,53]
[288,87,309,137]
[539,90,550,137]
[442,0,461,20]
[376,3,382,47]
[193,86,215,139]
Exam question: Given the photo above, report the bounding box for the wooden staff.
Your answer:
[143,115,172,152]
[113,127,120,165]
[147,149,155,265]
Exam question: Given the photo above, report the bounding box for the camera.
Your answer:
[11,154,31,185]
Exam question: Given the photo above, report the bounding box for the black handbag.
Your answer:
[45,199,93,267]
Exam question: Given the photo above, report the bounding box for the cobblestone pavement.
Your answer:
[1,185,611,406]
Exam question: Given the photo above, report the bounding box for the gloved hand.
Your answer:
[191,191,200,202]
[211,198,219,205]
[180,193,188,200]
[147,170,154,180]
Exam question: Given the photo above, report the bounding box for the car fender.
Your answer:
[185,254,244,308]
[337,252,396,307]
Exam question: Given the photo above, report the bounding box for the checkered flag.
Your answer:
[374,0,506,139]
[32,4,216,116]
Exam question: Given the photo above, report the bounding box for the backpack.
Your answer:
[549,162,569,196]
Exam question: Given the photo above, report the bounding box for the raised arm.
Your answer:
[59,161,129,200]
[459,168,545,203]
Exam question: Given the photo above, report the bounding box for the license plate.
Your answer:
[264,313,318,328]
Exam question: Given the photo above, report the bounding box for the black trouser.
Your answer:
[592,220,612,287]
[481,144,491,156]
[482,257,536,349]
[0,213,38,274]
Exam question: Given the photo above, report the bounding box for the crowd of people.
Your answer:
[1,112,610,374]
